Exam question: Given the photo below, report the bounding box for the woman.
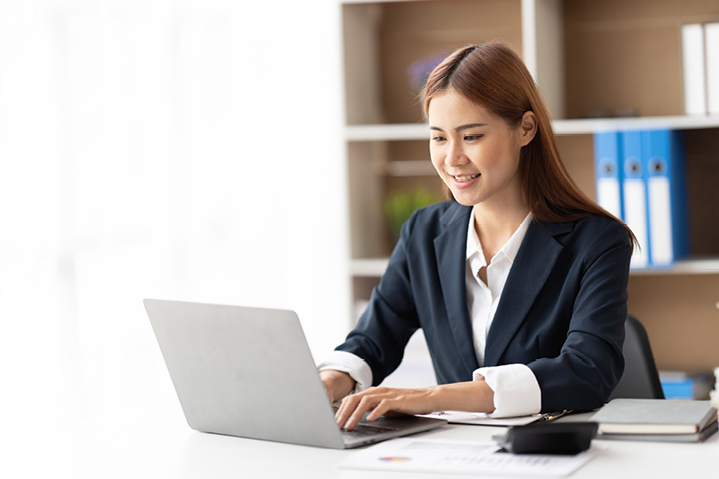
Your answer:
[320,42,635,431]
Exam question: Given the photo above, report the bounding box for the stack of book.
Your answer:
[591,398,718,443]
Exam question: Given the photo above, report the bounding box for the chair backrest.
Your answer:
[608,315,665,400]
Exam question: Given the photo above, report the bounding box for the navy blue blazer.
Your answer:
[336,200,633,412]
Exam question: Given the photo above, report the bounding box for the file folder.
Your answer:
[643,129,690,266]
[660,371,714,400]
[707,23,719,115]
[621,131,649,269]
[681,23,707,115]
[593,132,623,220]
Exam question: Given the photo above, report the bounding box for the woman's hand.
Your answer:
[335,381,496,431]
[335,386,439,431]
[319,369,356,404]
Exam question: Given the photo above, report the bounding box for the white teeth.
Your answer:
[453,173,480,182]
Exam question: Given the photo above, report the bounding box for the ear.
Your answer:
[518,111,537,147]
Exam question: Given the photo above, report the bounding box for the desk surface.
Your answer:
[5,404,716,478]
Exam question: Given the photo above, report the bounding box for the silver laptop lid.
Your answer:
[144,298,346,448]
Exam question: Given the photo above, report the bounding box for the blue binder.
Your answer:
[593,132,623,220]
[643,129,690,266]
[621,131,650,269]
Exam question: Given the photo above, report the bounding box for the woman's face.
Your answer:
[427,89,533,208]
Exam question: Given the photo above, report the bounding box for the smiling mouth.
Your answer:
[452,173,480,183]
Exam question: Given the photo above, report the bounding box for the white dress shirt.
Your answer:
[318,211,541,418]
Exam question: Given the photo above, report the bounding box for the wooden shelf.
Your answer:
[345,123,429,142]
[341,0,719,370]
[345,115,719,142]
[553,115,719,135]
[630,258,719,276]
[352,257,719,278]
[350,258,390,277]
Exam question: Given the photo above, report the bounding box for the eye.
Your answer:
[464,134,483,142]
[431,135,446,143]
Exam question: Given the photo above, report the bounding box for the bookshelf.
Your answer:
[341,0,719,372]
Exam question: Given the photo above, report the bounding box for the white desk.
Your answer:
[177,420,718,479]
[6,403,715,478]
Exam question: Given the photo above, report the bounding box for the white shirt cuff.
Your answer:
[317,351,373,394]
[473,364,541,418]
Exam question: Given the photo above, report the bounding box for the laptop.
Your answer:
[144,298,447,448]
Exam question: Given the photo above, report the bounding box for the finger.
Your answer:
[345,396,379,430]
[336,387,395,430]
[367,394,411,422]
[364,390,425,422]
[365,398,393,422]
[335,394,362,430]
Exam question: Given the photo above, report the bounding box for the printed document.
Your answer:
[339,438,600,477]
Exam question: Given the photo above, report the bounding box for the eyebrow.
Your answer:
[430,123,488,132]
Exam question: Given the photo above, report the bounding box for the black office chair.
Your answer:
[608,315,665,400]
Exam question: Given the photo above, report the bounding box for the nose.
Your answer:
[445,141,467,167]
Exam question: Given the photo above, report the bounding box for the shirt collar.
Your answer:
[466,211,533,265]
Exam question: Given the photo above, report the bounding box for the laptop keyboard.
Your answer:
[341,424,398,438]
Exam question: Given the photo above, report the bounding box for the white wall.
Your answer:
[0,0,350,465]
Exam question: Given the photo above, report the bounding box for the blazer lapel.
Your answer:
[433,203,479,376]
[483,220,572,366]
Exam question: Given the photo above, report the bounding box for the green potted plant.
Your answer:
[384,187,440,240]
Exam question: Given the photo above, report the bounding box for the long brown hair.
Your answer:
[423,42,635,247]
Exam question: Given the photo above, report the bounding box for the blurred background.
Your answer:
[0,0,349,470]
